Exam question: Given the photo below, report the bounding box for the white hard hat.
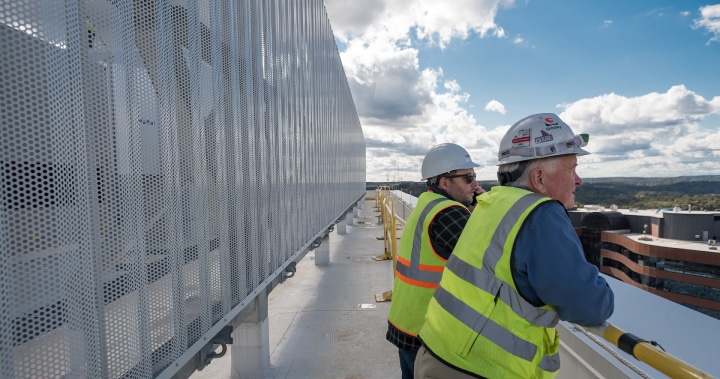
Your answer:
[421,143,480,180]
[497,113,589,165]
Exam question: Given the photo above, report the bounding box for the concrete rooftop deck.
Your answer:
[190,198,399,378]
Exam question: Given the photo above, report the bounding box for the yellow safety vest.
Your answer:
[387,191,468,337]
[419,186,561,378]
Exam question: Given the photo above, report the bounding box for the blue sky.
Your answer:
[323,0,720,182]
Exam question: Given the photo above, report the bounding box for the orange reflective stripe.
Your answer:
[398,255,444,273]
[396,270,439,289]
[418,263,445,272]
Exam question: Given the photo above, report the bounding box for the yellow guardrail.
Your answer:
[585,322,716,379]
[374,187,400,301]
[375,186,385,209]
[373,187,397,262]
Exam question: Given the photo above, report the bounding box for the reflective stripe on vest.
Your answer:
[433,286,559,372]
[394,197,447,286]
[540,351,561,372]
[444,256,559,327]
[434,192,560,369]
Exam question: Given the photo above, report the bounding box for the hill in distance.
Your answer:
[367,175,720,211]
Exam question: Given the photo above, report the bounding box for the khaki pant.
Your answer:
[414,345,486,379]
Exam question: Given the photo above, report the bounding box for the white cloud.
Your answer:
[559,85,720,178]
[340,37,431,120]
[324,0,387,39]
[693,4,720,44]
[560,85,720,131]
[485,100,507,114]
[326,0,514,47]
[411,0,512,47]
[444,79,461,92]
[324,0,515,181]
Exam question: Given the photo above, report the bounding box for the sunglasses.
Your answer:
[444,173,476,184]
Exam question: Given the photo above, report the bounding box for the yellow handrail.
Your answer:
[585,322,716,379]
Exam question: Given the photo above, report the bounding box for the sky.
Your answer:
[322,0,720,182]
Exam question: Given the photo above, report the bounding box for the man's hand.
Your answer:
[470,186,485,207]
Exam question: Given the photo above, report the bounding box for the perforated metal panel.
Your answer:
[0,0,365,377]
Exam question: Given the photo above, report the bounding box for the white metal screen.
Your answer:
[0,0,366,377]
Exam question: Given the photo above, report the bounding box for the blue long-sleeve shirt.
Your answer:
[512,201,614,326]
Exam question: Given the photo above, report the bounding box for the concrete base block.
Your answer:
[337,222,347,235]
[314,236,330,266]
[231,313,270,378]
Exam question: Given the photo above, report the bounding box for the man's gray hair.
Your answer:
[498,156,562,187]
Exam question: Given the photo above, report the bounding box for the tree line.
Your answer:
[573,179,720,211]
[368,175,720,211]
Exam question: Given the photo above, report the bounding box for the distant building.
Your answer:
[569,207,720,320]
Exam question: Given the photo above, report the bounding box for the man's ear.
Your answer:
[436,176,448,191]
[528,168,545,193]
